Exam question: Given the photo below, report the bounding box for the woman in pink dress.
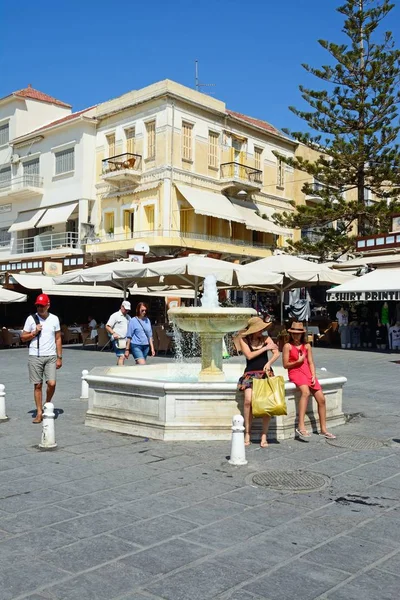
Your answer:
[283,321,336,440]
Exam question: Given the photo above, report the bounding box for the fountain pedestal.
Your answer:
[199,333,225,381]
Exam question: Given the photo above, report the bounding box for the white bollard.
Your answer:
[228,414,248,465]
[320,367,327,372]
[80,370,89,399]
[0,384,9,422]
[39,402,57,450]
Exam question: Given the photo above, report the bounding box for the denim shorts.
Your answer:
[131,344,149,361]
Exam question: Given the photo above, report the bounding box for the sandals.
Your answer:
[296,428,311,439]
[320,432,337,439]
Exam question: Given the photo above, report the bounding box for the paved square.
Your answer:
[0,346,399,599]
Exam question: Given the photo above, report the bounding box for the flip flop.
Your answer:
[296,428,311,439]
[320,432,337,439]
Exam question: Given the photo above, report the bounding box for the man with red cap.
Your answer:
[21,294,62,423]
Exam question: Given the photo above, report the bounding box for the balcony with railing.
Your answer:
[101,153,142,187]
[13,231,79,255]
[220,162,263,192]
[356,232,400,253]
[0,175,44,200]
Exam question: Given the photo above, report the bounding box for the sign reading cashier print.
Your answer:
[328,290,400,301]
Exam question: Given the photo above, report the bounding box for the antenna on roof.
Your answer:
[195,60,215,95]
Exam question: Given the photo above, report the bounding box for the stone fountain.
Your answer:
[84,276,346,441]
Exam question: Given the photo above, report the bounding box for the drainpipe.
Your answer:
[170,101,175,234]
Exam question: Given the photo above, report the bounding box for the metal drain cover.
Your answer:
[252,470,329,492]
[325,434,384,450]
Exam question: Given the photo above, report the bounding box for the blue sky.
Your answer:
[1,0,399,133]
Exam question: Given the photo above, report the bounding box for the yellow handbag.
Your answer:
[252,374,287,417]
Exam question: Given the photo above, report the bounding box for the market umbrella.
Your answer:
[326,268,400,302]
[242,254,353,321]
[0,287,27,303]
[113,255,283,304]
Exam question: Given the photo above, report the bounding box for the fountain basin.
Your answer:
[84,363,346,441]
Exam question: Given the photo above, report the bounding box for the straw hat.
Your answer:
[239,316,270,337]
[287,321,306,333]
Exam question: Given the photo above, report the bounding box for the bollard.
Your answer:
[39,403,57,450]
[0,384,9,422]
[320,367,327,372]
[80,370,89,399]
[228,414,248,465]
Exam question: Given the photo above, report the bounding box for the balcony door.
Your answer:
[231,137,246,178]
[123,210,134,238]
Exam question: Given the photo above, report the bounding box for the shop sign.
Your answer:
[0,203,11,214]
[328,290,400,301]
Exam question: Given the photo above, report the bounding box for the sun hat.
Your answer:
[287,321,306,333]
[121,300,131,310]
[239,316,270,337]
[35,293,50,306]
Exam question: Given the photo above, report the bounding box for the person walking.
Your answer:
[106,300,132,366]
[282,321,336,440]
[125,302,155,364]
[237,316,280,448]
[20,294,62,423]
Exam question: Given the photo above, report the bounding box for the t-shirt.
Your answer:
[127,316,152,346]
[106,310,130,338]
[336,310,348,326]
[23,313,60,357]
[88,318,97,339]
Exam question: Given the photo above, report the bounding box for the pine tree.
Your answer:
[274,0,400,261]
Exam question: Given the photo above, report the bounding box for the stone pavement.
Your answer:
[0,345,399,600]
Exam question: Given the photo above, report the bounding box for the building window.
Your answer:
[0,167,11,187]
[277,158,284,188]
[144,204,155,230]
[0,123,9,146]
[106,133,116,158]
[104,212,114,234]
[55,148,74,174]
[125,128,135,154]
[182,122,193,161]
[123,209,135,236]
[254,147,262,171]
[0,227,11,248]
[146,121,156,160]
[23,158,39,175]
[208,131,219,168]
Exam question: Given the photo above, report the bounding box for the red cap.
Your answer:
[35,293,50,306]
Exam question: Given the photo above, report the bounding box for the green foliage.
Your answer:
[276,0,400,260]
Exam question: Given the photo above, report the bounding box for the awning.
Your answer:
[12,273,124,298]
[176,184,245,224]
[37,202,78,227]
[8,208,46,232]
[326,267,400,302]
[230,201,277,234]
[255,205,292,236]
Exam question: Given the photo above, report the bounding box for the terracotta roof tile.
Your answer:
[13,85,71,108]
[226,109,282,136]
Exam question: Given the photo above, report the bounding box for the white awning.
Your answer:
[176,184,245,224]
[8,208,46,232]
[255,205,292,236]
[231,201,277,234]
[12,273,124,298]
[37,202,78,227]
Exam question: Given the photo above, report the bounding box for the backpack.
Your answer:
[30,313,41,355]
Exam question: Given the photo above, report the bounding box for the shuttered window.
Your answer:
[208,132,219,168]
[106,133,116,158]
[104,212,114,233]
[23,158,39,175]
[144,205,155,230]
[182,122,193,161]
[254,147,262,171]
[146,121,156,159]
[277,159,284,187]
[125,128,135,154]
[0,123,9,146]
[55,148,74,174]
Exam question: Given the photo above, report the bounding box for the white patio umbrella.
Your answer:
[242,254,353,321]
[113,255,283,305]
[0,287,27,303]
[326,268,400,302]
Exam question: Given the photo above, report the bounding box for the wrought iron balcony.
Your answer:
[14,231,79,254]
[220,162,263,192]
[101,153,142,187]
[0,175,43,199]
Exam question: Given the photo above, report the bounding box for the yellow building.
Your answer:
[85,80,295,263]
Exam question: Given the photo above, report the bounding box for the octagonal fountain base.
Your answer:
[84,364,346,441]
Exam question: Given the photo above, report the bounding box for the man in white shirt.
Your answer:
[21,294,62,423]
[106,300,131,365]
